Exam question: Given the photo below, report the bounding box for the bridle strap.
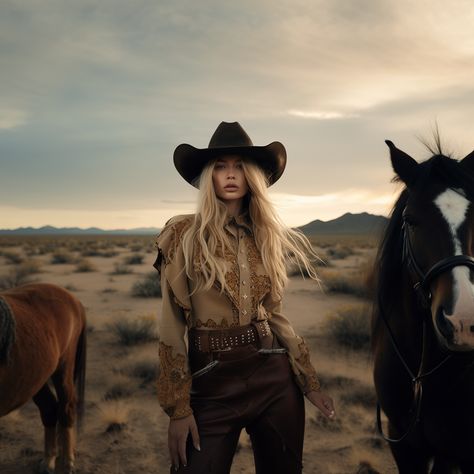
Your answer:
[422,255,474,289]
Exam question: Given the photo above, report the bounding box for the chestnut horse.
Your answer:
[0,283,86,474]
[372,140,474,473]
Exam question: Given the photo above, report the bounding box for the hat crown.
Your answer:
[208,121,254,149]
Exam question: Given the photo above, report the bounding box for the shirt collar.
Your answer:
[224,211,253,234]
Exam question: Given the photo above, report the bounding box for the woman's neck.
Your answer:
[224,198,243,217]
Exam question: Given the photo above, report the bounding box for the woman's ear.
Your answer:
[385,140,419,186]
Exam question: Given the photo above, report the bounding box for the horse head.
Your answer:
[387,141,474,352]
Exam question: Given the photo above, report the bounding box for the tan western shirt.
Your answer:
[153,213,320,419]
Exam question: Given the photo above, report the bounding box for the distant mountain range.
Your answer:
[0,212,388,235]
[298,212,388,235]
[0,225,161,235]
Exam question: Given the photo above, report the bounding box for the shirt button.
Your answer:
[242,280,246,285]
[241,264,246,269]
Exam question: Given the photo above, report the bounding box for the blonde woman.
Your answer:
[154,122,335,474]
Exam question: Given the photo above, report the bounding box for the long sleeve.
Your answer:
[154,215,194,419]
[263,293,321,394]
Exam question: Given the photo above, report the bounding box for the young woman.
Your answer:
[154,122,335,474]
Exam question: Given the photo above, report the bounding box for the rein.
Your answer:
[376,208,474,443]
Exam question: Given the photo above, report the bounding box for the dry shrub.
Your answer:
[323,304,371,351]
[109,316,157,346]
[50,250,75,264]
[131,272,161,297]
[325,245,355,260]
[321,269,368,297]
[99,400,130,433]
[18,259,43,274]
[129,359,158,386]
[124,253,144,265]
[104,375,134,401]
[74,258,96,272]
[0,266,36,290]
[111,262,132,275]
[1,251,24,264]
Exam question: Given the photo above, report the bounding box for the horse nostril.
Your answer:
[435,307,454,340]
[470,325,474,333]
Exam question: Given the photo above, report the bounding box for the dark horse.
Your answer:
[0,283,86,474]
[372,140,474,473]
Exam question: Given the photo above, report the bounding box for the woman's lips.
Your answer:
[224,185,238,190]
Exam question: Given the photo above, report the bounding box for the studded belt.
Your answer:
[189,320,272,353]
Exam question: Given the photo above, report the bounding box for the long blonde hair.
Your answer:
[181,159,319,299]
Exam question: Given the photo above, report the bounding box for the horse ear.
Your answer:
[460,149,474,171]
[385,140,419,186]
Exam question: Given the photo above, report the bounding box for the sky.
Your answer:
[1,0,473,229]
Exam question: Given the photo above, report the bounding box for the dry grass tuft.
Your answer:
[323,304,371,351]
[0,266,36,290]
[129,358,159,386]
[320,269,368,298]
[74,258,97,272]
[123,253,144,265]
[1,251,24,264]
[131,272,161,297]
[50,250,76,264]
[111,262,132,275]
[99,401,130,433]
[109,316,157,346]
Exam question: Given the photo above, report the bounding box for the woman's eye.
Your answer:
[215,164,225,169]
[236,163,243,169]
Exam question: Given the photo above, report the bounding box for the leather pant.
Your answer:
[172,342,305,474]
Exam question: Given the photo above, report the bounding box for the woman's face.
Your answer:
[212,155,249,204]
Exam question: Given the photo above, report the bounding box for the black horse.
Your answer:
[372,140,474,473]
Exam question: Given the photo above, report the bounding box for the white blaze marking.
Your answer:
[434,188,473,319]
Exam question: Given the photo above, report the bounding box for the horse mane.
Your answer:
[0,296,16,364]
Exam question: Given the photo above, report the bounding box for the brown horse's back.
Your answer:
[0,283,86,415]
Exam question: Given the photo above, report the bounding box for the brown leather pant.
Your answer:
[172,342,305,474]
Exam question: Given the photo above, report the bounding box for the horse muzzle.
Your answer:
[434,306,474,351]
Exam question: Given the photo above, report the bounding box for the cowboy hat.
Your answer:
[173,121,287,187]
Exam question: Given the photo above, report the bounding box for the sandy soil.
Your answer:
[0,240,397,473]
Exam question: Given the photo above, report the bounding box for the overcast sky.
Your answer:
[1,0,473,229]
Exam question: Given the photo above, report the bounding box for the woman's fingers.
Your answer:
[189,417,201,451]
[177,432,188,467]
[306,391,336,419]
[168,433,180,470]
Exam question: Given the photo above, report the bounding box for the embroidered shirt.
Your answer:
[153,213,321,419]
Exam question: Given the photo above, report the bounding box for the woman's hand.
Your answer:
[305,390,336,419]
[168,414,200,470]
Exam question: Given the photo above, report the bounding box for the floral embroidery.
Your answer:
[157,342,192,419]
[295,339,320,392]
[195,318,230,329]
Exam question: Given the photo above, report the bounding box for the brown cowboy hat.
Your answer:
[173,121,287,187]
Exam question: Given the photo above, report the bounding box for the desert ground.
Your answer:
[0,234,397,473]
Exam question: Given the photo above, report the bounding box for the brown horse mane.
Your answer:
[0,296,16,364]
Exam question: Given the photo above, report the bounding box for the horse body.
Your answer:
[0,283,86,474]
[372,142,474,473]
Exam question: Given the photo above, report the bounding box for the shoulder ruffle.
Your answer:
[153,214,194,273]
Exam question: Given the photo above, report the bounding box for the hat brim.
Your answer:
[173,142,287,188]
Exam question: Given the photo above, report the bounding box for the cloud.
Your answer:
[1,0,473,227]
[287,110,360,120]
[0,108,28,130]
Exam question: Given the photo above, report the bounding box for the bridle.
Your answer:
[376,205,474,443]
